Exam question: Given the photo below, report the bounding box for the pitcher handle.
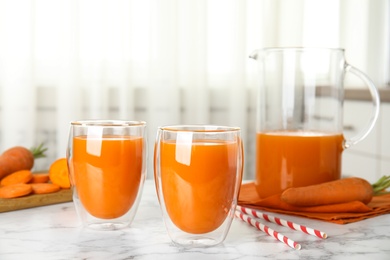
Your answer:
[344,65,380,149]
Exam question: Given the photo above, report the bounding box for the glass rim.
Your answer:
[249,47,346,61]
[70,120,146,127]
[258,46,345,53]
[159,124,241,133]
[258,46,345,52]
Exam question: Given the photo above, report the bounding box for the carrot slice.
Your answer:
[0,170,33,186]
[49,158,71,188]
[0,183,33,198]
[29,173,50,183]
[30,183,61,194]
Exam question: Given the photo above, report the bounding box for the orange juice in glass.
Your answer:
[67,120,146,230]
[154,125,243,247]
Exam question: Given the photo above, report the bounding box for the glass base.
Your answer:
[171,235,222,248]
[83,221,130,231]
[72,186,145,231]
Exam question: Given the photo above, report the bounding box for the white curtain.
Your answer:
[0,0,388,179]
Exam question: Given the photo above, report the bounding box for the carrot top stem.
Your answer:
[30,143,47,159]
[372,175,390,195]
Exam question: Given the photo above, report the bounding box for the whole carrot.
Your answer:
[281,177,378,207]
[0,143,47,180]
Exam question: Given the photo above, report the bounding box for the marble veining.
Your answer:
[1,180,390,260]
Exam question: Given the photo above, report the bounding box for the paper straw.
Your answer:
[237,205,327,239]
[235,210,301,250]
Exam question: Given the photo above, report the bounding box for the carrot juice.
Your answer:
[160,140,241,234]
[71,135,144,219]
[255,131,344,198]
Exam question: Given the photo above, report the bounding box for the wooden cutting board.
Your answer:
[0,170,73,213]
[0,188,73,213]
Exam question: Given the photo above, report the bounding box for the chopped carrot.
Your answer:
[0,170,33,186]
[0,183,33,198]
[30,183,61,194]
[0,144,47,180]
[29,173,50,183]
[49,158,71,188]
[281,177,374,207]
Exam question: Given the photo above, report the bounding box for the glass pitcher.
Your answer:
[250,47,380,198]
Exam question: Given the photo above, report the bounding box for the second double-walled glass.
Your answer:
[154,125,243,247]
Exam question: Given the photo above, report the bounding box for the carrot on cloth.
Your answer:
[0,183,33,199]
[29,173,50,184]
[30,183,61,194]
[0,170,33,186]
[49,158,70,188]
[281,177,374,206]
[238,182,390,224]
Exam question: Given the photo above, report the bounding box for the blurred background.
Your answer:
[0,0,389,180]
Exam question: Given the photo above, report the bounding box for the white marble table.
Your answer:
[1,180,390,260]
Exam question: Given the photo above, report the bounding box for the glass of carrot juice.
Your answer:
[154,125,243,247]
[67,120,147,230]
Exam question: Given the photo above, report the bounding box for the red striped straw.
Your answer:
[237,205,327,239]
[235,210,302,250]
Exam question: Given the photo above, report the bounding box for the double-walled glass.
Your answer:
[154,125,243,247]
[67,120,147,230]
